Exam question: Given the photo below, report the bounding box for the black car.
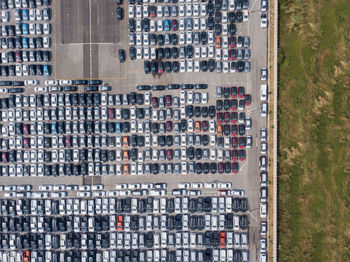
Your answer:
[128,19,135,32]
[215,24,222,35]
[116,7,124,19]
[8,88,24,93]
[171,47,179,59]
[208,59,216,72]
[171,33,178,45]
[207,2,214,16]
[144,61,150,74]
[157,48,164,59]
[215,11,222,23]
[129,47,136,60]
[229,24,236,35]
[157,34,164,45]
[201,31,207,45]
[118,49,126,62]
[201,60,208,72]
[238,61,244,72]
[236,10,243,22]
[187,45,193,58]
[172,61,179,72]
[164,47,172,59]
[151,61,157,74]
[85,86,98,92]
[208,16,215,30]
[142,18,150,31]
[165,61,172,73]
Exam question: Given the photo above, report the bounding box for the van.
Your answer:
[260,84,268,101]
[153,199,159,213]
[242,250,249,262]
[241,232,248,248]
[226,197,232,212]
[160,198,166,213]
[233,215,240,230]
[234,232,241,248]
[88,217,94,232]
[131,199,137,213]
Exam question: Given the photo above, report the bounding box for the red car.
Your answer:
[157,61,164,74]
[239,137,246,148]
[239,150,246,161]
[171,19,178,31]
[231,137,238,148]
[2,152,8,163]
[217,190,229,196]
[108,108,115,119]
[166,121,172,132]
[202,121,208,132]
[224,112,230,123]
[167,150,173,161]
[231,99,237,110]
[117,215,123,230]
[229,49,236,60]
[149,6,156,17]
[23,138,30,149]
[229,36,236,47]
[152,97,158,108]
[232,162,239,174]
[65,136,71,148]
[218,162,224,174]
[23,124,29,135]
[165,95,172,106]
[219,232,226,248]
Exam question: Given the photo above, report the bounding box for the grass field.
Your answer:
[278,0,350,261]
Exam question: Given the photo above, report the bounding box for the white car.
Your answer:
[187,59,193,72]
[261,14,268,28]
[35,86,47,92]
[218,182,232,189]
[128,5,135,18]
[260,84,268,100]
[180,91,186,104]
[261,102,268,117]
[204,183,217,189]
[261,0,268,12]
[261,68,268,81]
[261,142,267,154]
[243,10,249,21]
[25,80,39,86]
[180,59,186,72]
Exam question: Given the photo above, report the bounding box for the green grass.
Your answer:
[278,0,350,261]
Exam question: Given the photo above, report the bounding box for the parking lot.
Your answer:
[0,0,269,261]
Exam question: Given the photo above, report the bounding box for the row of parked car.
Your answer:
[0,0,51,9]
[0,35,51,49]
[143,59,249,73]
[129,4,247,24]
[0,231,249,251]
[0,161,241,176]
[0,63,50,77]
[1,50,51,63]
[0,248,248,262]
[0,194,247,215]
[14,7,51,21]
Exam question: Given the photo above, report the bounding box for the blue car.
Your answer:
[22,23,29,35]
[51,122,57,135]
[116,122,122,133]
[22,37,29,49]
[164,19,170,31]
[43,65,51,76]
[22,9,29,21]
